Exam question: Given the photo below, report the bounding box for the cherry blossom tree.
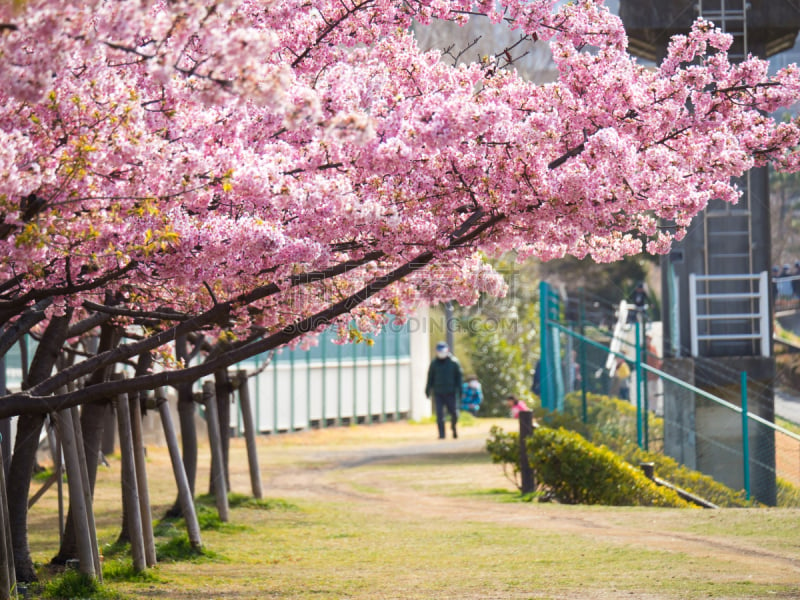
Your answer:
[3,0,800,582]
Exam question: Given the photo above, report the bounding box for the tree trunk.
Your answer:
[70,406,102,580]
[236,371,263,499]
[52,322,118,565]
[209,369,231,495]
[129,355,156,566]
[116,390,146,573]
[8,312,71,582]
[56,409,95,579]
[166,335,198,518]
[7,415,43,582]
[52,402,106,564]
[0,442,15,600]
[0,356,10,483]
[101,403,116,456]
[157,396,202,550]
[116,353,155,569]
[203,381,229,522]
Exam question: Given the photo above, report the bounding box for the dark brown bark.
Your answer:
[8,312,71,582]
[101,403,116,456]
[7,414,44,582]
[0,356,10,482]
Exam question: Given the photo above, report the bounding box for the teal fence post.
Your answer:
[289,350,295,433]
[741,371,751,501]
[321,339,327,428]
[579,289,588,424]
[381,329,387,422]
[367,342,373,424]
[352,342,358,424]
[337,342,343,426]
[552,324,564,412]
[539,281,551,411]
[634,319,643,449]
[306,349,311,429]
[640,319,649,450]
[394,328,401,421]
[272,358,279,434]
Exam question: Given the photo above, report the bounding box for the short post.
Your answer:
[640,461,655,480]
[519,411,535,495]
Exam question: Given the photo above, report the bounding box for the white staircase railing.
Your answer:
[688,272,770,358]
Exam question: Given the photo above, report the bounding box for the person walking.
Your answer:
[425,341,463,439]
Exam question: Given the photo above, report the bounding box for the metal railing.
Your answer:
[539,280,800,505]
[688,272,770,358]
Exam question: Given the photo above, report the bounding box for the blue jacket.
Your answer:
[461,382,483,408]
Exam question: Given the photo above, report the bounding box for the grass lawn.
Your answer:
[24,418,800,599]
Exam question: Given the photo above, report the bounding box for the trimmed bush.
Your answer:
[545,392,753,507]
[488,392,800,507]
[527,427,689,507]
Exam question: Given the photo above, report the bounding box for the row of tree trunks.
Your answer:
[5,328,262,581]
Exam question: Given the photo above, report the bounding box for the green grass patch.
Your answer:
[102,557,161,583]
[152,518,181,538]
[776,416,800,435]
[155,534,216,563]
[40,570,126,600]
[32,467,57,483]
[463,487,536,503]
[195,504,247,532]
[227,492,298,511]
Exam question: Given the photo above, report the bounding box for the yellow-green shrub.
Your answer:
[544,393,751,507]
[527,427,689,507]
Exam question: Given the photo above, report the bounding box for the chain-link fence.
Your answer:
[539,281,800,506]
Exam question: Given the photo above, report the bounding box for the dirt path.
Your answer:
[248,420,800,596]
